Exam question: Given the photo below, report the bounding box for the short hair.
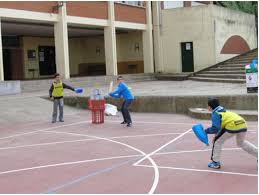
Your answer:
[208,97,220,109]
[54,73,60,78]
[117,76,123,80]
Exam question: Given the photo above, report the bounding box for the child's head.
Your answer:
[54,73,61,82]
[208,97,220,111]
[116,76,124,84]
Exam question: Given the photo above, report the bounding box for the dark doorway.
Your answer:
[38,46,56,76]
[3,49,11,80]
[181,42,194,72]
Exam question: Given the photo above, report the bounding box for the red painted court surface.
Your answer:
[0,112,257,193]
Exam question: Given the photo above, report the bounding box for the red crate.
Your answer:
[88,99,105,124]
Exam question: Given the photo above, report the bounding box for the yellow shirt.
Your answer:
[217,111,247,131]
[52,82,64,97]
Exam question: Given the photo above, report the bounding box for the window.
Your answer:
[163,1,183,9]
[118,1,144,7]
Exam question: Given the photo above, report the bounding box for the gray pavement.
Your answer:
[0,80,257,124]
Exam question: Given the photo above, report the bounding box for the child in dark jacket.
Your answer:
[109,76,134,127]
[49,73,75,123]
[205,98,258,169]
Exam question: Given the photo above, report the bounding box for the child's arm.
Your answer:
[109,85,123,99]
[63,83,75,91]
[205,113,221,134]
[49,84,54,98]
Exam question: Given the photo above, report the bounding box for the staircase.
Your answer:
[189,48,258,83]
[20,73,157,92]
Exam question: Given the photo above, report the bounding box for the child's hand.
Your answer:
[50,97,54,100]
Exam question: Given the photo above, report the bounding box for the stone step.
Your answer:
[229,56,257,60]
[202,70,245,74]
[210,67,245,71]
[155,73,190,81]
[189,77,245,83]
[188,108,258,121]
[21,74,157,92]
[196,73,245,79]
[220,63,247,66]
[224,60,256,64]
[216,64,246,68]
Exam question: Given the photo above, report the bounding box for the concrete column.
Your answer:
[0,19,3,81]
[104,1,117,76]
[54,2,70,79]
[143,1,154,73]
[152,2,164,73]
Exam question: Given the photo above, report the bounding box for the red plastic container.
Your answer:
[88,99,105,124]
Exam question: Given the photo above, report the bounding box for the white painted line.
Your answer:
[155,148,242,155]
[0,121,90,141]
[0,138,95,150]
[107,119,258,128]
[106,120,201,126]
[2,129,160,194]
[110,132,187,139]
[44,131,189,139]
[0,154,142,176]
[0,132,184,151]
[46,131,160,194]
[137,164,258,177]
[134,128,192,166]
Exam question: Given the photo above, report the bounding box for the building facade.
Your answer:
[0,1,257,81]
[0,1,153,81]
[153,1,257,73]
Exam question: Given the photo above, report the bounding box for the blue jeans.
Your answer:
[121,99,133,124]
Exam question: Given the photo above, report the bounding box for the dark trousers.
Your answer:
[121,100,133,124]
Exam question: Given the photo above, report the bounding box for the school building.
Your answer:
[0,1,256,81]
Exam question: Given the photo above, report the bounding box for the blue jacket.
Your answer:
[205,106,226,135]
[109,82,134,100]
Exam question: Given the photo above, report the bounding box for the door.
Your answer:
[38,46,56,76]
[3,49,12,80]
[181,42,194,72]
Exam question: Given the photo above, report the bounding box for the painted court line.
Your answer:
[106,120,258,128]
[43,157,139,194]
[137,164,258,177]
[40,130,160,194]
[0,128,257,151]
[0,148,244,176]
[0,132,196,151]
[0,154,142,176]
[154,147,242,155]
[45,130,191,139]
[0,120,90,141]
[0,138,94,150]
[134,128,192,166]
[0,148,251,179]
[106,120,202,126]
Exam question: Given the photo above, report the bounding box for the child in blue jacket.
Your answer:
[205,98,257,169]
[109,76,134,127]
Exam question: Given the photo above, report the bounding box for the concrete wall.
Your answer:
[22,37,55,79]
[160,4,257,73]
[161,5,215,73]
[68,36,105,76]
[116,31,144,74]
[212,5,257,63]
[68,31,144,76]
[21,32,144,78]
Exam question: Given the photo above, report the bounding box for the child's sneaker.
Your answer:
[208,161,221,169]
